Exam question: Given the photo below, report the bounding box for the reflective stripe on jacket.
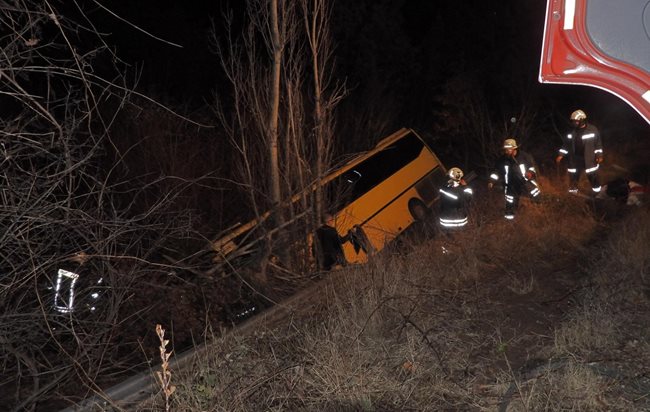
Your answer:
[439,182,472,227]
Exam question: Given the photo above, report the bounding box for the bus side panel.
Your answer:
[348,186,422,262]
[335,149,439,263]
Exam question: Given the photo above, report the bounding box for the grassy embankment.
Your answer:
[141,179,650,411]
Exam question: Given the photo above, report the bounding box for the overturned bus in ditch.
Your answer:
[209,128,449,274]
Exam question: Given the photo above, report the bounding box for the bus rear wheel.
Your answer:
[408,198,429,221]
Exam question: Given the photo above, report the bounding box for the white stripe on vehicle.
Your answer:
[564,0,575,30]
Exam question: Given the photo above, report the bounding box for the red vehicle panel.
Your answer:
[539,0,650,124]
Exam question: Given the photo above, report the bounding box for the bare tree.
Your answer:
[301,0,346,223]
[209,0,345,289]
[0,2,200,409]
[269,0,284,215]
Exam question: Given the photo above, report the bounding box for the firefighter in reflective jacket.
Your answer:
[489,138,541,220]
[439,167,473,229]
[555,109,603,194]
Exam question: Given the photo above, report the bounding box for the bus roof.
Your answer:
[539,0,650,124]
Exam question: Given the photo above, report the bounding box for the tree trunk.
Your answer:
[269,0,283,216]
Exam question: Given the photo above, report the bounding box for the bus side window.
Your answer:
[324,132,424,212]
[349,133,422,200]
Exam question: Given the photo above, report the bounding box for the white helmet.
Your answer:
[503,138,518,149]
[570,109,587,121]
[448,167,464,181]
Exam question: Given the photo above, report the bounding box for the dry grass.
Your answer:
[140,195,650,411]
[496,360,606,411]
[552,207,650,357]
[155,324,176,412]
[536,206,650,410]
[593,208,650,291]
[552,300,619,356]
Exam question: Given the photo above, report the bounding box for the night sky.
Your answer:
[90,0,227,103]
[92,1,544,103]
[89,0,648,148]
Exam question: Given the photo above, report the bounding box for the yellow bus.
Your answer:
[210,127,447,272]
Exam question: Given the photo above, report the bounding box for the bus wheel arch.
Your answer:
[408,198,429,221]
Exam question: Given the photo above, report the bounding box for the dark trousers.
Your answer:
[568,167,600,192]
[504,191,519,219]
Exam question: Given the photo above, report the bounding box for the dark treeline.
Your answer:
[98,0,646,168]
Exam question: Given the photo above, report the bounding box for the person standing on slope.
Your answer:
[489,138,541,220]
[438,167,473,230]
[555,109,604,195]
